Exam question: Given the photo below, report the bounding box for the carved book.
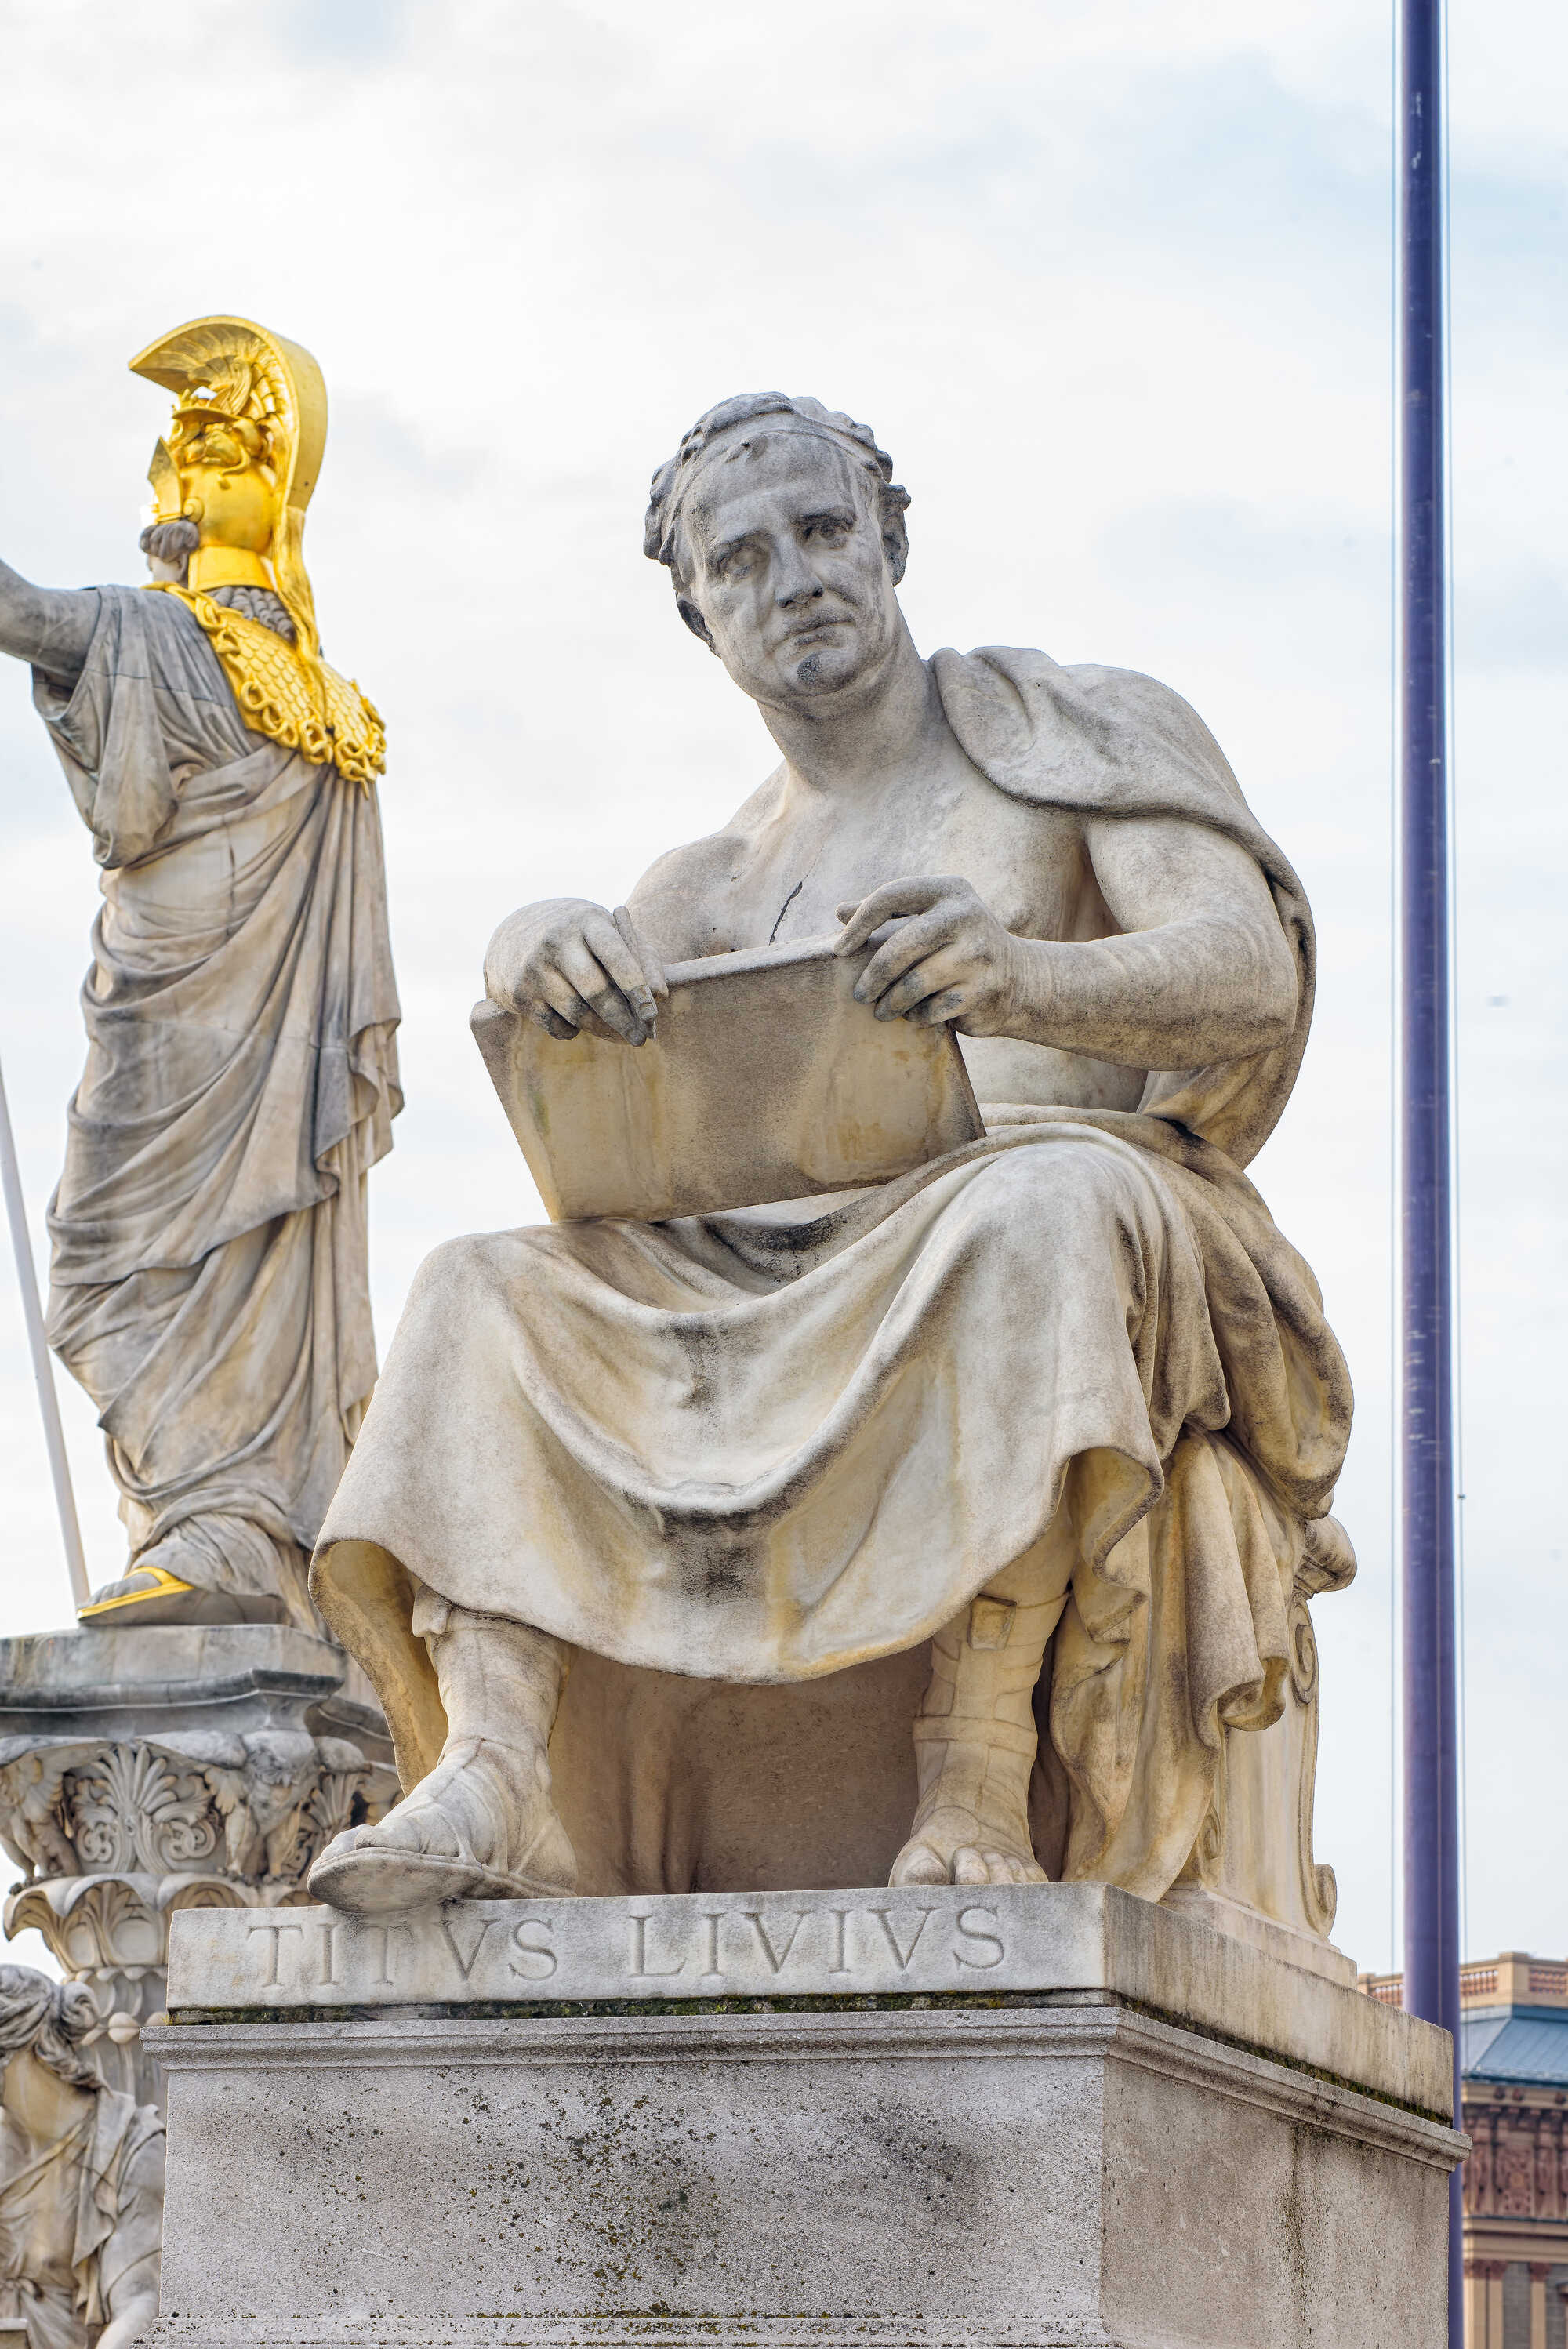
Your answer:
[470,933,984,1222]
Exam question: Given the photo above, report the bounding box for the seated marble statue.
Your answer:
[0,1969,163,2349]
[309,391,1353,1912]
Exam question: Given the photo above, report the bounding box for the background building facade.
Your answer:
[1364,1952,1568,2346]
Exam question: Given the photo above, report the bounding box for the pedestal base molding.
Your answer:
[143,1999,1462,2349]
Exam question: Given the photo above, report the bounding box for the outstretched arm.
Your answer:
[0,556,99,680]
[836,815,1298,1073]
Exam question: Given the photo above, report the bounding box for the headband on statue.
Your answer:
[644,393,907,574]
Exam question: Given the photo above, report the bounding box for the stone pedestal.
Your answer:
[145,1882,1464,2347]
[0,1624,395,2103]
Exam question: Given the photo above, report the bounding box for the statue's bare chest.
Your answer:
[712,761,1097,957]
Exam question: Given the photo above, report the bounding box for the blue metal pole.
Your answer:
[1397,0,1462,2336]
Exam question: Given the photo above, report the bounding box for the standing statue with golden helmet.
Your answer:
[0,316,401,1628]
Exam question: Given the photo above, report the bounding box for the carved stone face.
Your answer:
[679,433,901,711]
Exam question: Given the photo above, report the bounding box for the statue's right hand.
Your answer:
[483,898,668,1047]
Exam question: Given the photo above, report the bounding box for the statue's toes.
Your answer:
[891,1828,1050,1889]
[990,1850,1048,1885]
[889,1840,950,1887]
[955,1846,1049,1885]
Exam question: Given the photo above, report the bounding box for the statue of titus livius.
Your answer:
[310,392,1352,1908]
[0,318,401,1629]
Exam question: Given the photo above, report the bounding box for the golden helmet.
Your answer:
[130,315,327,660]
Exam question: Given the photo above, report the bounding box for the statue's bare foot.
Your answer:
[309,1736,577,1913]
[889,1735,1047,1887]
[890,1807,1047,1887]
[892,1577,1063,1889]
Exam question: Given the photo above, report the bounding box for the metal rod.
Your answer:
[1397,0,1462,2336]
[0,1051,90,1610]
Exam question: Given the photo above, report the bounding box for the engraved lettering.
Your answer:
[829,1910,852,1976]
[868,1908,936,1970]
[363,1922,400,1989]
[701,1912,724,1981]
[509,1919,557,1981]
[743,1909,810,1974]
[629,1914,685,1979]
[247,1919,304,1988]
[953,1905,1006,1970]
[439,1914,495,1981]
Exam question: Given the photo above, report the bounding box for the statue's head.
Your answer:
[129,316,328,656]
[644,394,911,711]
[0,1966,103,2093]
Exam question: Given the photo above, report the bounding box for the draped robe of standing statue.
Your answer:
[314,648,1352,1898]
[33,586,401,1625]
[0,2085,164,2349]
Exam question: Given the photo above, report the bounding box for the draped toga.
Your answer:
[33,587,401,1621]
[313,648,1352,1900]
[0,2089,163,2349]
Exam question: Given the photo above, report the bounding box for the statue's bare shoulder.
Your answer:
[627,766,791,962]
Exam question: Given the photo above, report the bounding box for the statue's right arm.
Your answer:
[0,556,99,680]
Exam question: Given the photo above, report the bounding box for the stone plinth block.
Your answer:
[144,1886,1464,2348]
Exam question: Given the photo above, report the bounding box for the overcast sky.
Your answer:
[0,0,1562,1978]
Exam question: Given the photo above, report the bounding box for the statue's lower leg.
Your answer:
[310,1596,577,1912]
[889,1541,1069,1889]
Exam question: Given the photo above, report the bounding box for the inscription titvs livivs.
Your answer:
[180,1889,1047,2008]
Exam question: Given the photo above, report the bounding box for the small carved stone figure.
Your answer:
[1496,2140,1535,2218]
[309,390,1353,1912]
[0,317,401,1628]
[0,1967,162,2349]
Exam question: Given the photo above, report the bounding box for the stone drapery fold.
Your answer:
[313,647,1348,1899]
[0,2086,162,2349]
[33,587,401,1615]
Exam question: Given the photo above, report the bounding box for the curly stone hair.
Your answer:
[137,518,296,641]
[0,1965,104,2091]
[139,517,200,567]
[644,393,910,635]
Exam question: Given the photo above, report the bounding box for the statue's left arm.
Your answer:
[0,555,98,681]
[834,815,1298,1073]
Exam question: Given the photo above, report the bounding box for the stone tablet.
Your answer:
[470,934,982,1221]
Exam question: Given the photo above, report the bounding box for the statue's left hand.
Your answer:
[835,877,1027,1035]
